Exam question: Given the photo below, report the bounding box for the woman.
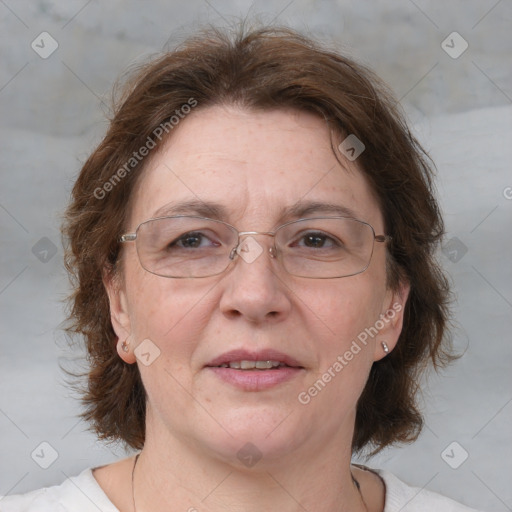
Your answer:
[1,25,481,511]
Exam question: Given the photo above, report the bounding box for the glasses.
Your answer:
[119,215,391,279]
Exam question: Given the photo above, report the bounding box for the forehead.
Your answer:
[129,106,382,230]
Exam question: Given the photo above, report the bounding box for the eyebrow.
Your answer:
[150,199,361,224]
[282,201,360,221]
[151,200,228,220]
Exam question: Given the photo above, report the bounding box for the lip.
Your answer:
[205,349,303,369]
[205,349,304,392]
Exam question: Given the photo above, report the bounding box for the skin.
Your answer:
[96,106,409,512]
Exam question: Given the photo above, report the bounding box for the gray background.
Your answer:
[1,1,511,510]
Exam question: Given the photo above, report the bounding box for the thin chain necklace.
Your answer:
[131,454,139,512]
[131,453,368,512]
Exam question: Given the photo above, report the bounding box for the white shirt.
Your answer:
[0,466,481,511]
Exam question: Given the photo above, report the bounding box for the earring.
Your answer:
[121,339,130,353]
[381,341,389,354]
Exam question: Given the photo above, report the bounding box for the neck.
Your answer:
[132,427,368,512]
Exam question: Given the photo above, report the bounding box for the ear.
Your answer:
[373,280,410,362]
[103,268,137,364]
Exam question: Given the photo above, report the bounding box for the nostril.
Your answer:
[224,309,242,319]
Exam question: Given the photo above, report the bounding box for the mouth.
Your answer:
[215,360,291,370]
[206,349,303,370]
[205,349,304,391]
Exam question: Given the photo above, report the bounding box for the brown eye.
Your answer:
[294,231,339,249]
[303,233,329,248]
[177,233,204,248]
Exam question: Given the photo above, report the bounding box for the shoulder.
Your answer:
[0,467,118,512]
[375,469,483,512]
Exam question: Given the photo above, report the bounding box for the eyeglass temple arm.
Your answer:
[119,233,137,243]
[375,234,392,243]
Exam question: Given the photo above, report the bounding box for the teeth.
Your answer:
[218,360,283,369]
[255,360,273,369]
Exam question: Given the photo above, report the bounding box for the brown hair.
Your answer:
[63,24,454,454]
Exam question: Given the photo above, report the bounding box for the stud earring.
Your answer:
[381,341,389,354]
[121,339,130,353]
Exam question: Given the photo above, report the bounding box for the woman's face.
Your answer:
[107,106,407,466]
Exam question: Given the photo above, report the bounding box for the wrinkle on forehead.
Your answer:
[127,105,383,232]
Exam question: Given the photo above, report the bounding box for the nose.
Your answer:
[219,235,292,323]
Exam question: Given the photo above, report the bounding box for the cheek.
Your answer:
[296,276,385,419]
[125,274,218,417]
[124,261,215,360]
[302,273,386,347]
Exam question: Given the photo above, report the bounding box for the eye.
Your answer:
[293,231,341,249]
[302,233,332,248]
[171,231,219,249]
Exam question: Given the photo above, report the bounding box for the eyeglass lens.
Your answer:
[133,216,376,279]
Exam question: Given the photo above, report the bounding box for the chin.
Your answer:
[193,405,313,468]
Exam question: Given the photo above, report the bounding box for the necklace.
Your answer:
[131,453,139,512]
[131,453,368,512]
[351,471,369,512]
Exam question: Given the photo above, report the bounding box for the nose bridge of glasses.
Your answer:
[237,230,275,237]
[229,230,277,261]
